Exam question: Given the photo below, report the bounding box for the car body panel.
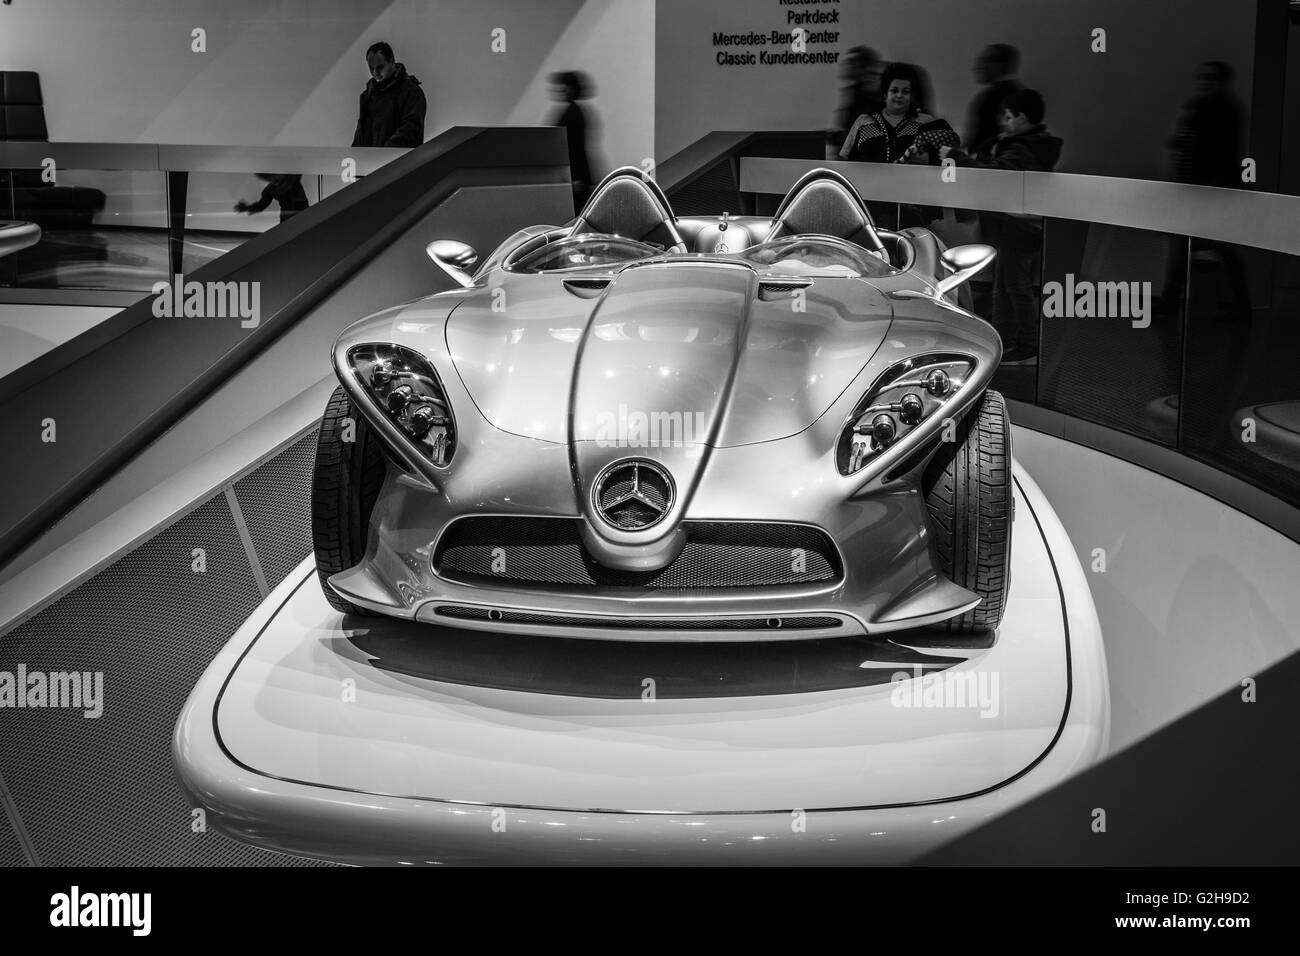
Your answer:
[445,260,896,449]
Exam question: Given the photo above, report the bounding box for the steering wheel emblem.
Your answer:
[593,459,675,531]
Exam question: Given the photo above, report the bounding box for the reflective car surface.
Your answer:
[311,167,1009,639]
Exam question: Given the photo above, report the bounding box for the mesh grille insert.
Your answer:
[434,517,841,590]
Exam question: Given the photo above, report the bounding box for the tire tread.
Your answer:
[923,389,1012,633]
[311,386,387,615]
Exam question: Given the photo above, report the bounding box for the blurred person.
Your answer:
[954,43,1021,225]
[1167,60,1243,188]
[942,89,1062,365]
[827,46,883,159]
[1163,61,1251,330]
[547,70,597,210]
[352,41,426,148]
[964,44,1021,151]
[234,174,308,224]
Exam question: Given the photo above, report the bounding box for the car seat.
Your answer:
[569,166,687,252]
[763,168,887,259]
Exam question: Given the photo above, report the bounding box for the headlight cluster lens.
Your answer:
[838,354,973,475]
[348,343,456,466]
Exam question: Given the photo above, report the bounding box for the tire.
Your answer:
[311,386,388,615]
[922,389,1012,633]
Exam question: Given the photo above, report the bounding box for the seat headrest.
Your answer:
[777,180,871,239]
[770,169,884,253]
[575,174,674,243]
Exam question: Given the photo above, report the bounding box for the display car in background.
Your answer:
[311,167,1010,638]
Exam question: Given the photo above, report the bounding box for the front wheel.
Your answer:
[922,389,1012,633]
[311,386,388,615]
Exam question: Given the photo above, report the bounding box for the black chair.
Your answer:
[1,71,106,230]
[1,71,49,141]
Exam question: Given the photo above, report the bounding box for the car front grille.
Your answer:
[432,517,841,591]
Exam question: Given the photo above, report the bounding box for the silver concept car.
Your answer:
[312,167,1010,638]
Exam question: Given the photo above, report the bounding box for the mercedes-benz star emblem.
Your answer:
[593,459,674,531]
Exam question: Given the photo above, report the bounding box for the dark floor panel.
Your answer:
[0,793,30,866]
[0,492,328,866]
[233,429,319,589]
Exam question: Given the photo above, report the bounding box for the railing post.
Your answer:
[166,170,188,277]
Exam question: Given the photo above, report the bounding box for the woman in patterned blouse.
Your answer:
[838,62,960,164]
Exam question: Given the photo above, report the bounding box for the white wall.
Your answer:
[0,0,653,170]
[654,0,1256,180]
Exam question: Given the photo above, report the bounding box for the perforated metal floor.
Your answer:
[0,428,334,866]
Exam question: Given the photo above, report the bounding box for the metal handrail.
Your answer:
[0,141,409,176]
[739,156,1300,256]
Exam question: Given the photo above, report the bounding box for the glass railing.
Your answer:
[0,142,408,294]
[738,157,1300,515]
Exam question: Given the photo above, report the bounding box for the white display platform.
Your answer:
[174,464,1109,864]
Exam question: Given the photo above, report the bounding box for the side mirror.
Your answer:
[426,239,478,288]
[935,244,996,298]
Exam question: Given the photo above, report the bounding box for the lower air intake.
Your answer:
[433,517,841,590]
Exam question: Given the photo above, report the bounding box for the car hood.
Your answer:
[445,261,893,448]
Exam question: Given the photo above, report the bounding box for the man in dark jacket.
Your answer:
[942,89,1063,364]
[352,42,426,148]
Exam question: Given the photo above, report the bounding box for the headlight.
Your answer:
[348,343,456,466]
[837,354,974,475]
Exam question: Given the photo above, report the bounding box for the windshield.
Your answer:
[509,235,660,274]
[738,236,896,278]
